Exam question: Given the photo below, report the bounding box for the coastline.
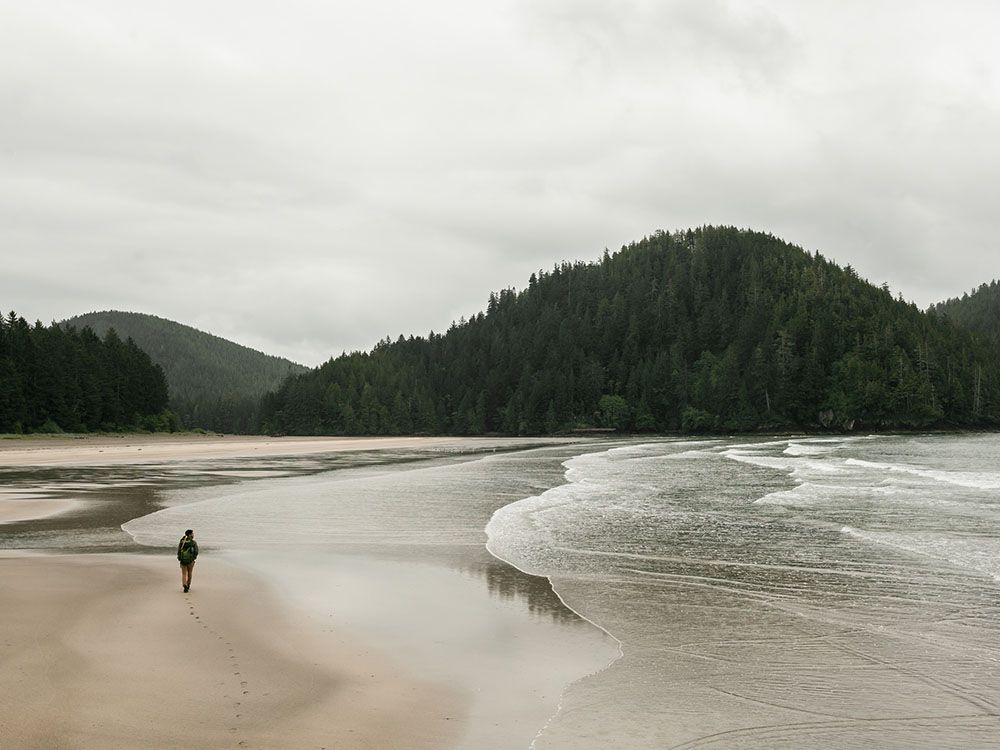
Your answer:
[1,435,611,749]
[0,433,565,467]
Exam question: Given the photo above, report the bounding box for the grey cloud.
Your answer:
[521,0,797,84]
[2,1,999,364]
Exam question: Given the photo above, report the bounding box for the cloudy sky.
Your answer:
[3,1,999,365]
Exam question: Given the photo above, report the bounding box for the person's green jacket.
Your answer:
[177,537,199,564]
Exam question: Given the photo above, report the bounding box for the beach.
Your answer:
[9,432,998,748]
[0,433,512,467]
[0,553,462,750]
[0,434,607,749]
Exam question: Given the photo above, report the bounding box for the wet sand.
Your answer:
[0,553,464,749]
[0,434,527,467]
[0,439,478,747]
[0,435,609,749]
[0,493,79,524]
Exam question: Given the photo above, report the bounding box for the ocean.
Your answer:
[488,434,1000,748]
[11,434,1000,748]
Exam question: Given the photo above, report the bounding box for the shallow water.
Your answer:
[0,444,526,552]
[9,434,1000,748]
[487,434,1000,748]
[121,442,618,749]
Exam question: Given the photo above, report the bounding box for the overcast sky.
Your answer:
[3,1,999,366]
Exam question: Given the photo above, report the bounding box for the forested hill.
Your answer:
[1,311,172,433]
[64,311,307,433]
[260,227,1000,435]
[930,281,1000,347]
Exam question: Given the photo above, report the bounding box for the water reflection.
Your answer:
[0,443,550,552]
[477,556,581,623]
[3,441,598,627]
[337,542,587,625]
[3,441,614,750]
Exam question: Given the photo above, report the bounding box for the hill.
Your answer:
[260,227,1000,435]
[930,281,1000,347]
[63,311,308,433]
[1,310,172,433]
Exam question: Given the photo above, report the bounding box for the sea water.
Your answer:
[120,442,619,749]
[115,434,1000,748]
[487,434,1000,749]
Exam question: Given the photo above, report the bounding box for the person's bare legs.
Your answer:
[180,563,194,591]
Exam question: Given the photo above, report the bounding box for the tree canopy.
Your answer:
[931,280,1000,347]
[0,311,173,434]
[260,227,1000,435]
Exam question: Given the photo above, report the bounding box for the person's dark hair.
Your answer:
[185,529,194,536]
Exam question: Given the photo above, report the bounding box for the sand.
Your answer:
[0,434,499,467]
[0,553,464,749]
[0,494,80,524]
[0,435,594,748]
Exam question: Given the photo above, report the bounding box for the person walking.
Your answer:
[177,529,199,593]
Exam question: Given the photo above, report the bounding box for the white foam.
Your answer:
[722,450,844,475]
[845,458,1000,490]
[484,446,627,749]
[754,483,846,507]
[841,526,1000,581]
[658,449,717,460]
[783,442,838,456]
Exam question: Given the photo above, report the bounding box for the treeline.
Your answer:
[0,311,175,434]
[260,227,1000,436]
[931,280,1000,347]
[64,311,307,433]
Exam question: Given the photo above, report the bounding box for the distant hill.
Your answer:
[63,311,308,433]
[261,227,1000,435]
[930,281,1000,347]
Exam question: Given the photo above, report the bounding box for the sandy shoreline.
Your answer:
[0,435,493,748]
[1,435,606,749]
[0,433,529,467]
[0,552,464,749]
[0,493,80,524]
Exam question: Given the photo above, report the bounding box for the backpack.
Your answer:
[178,539,196,565]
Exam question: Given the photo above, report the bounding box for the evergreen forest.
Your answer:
[260,227,1000,436]
[64,311,308,433]
[0,311,173,434]
[931,281,1000,347]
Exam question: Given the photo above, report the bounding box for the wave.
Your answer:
[755,482,862,507]
[721,449,845,475]
[755,482,983,514]
[845,458,1000,490]
[841,525,1000,582]
[783,441,840,456]
[484,448,626,749]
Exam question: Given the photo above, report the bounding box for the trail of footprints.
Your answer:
[186,595,251,748]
